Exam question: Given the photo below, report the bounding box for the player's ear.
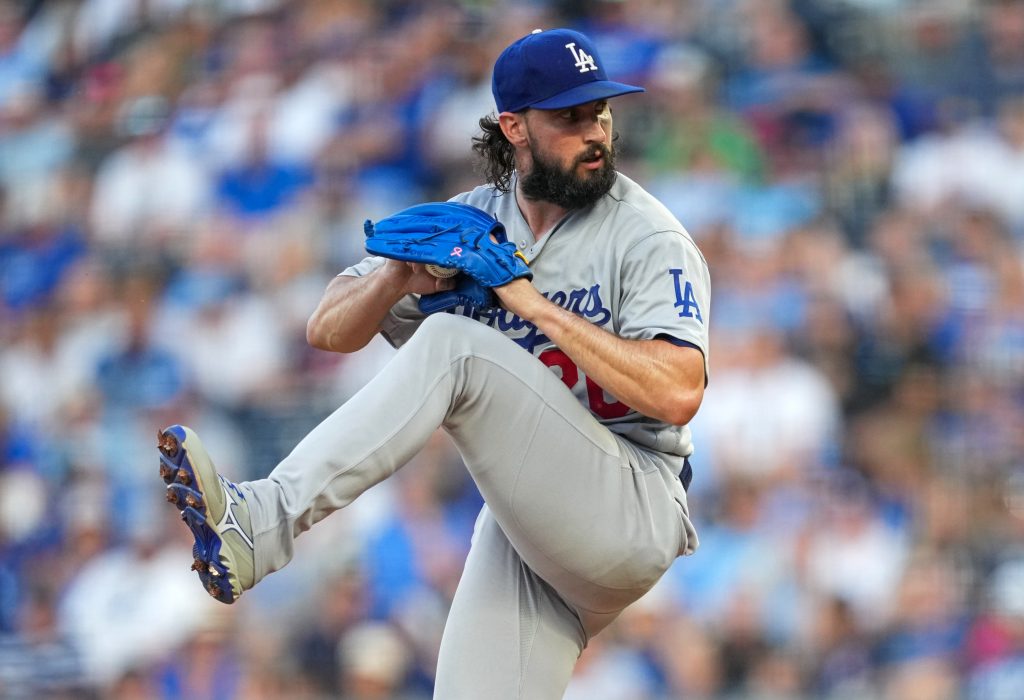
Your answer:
[498,111,529,148]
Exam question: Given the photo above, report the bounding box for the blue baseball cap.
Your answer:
[492,28,645,113]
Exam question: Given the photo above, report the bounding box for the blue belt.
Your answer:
[679,457,693,491]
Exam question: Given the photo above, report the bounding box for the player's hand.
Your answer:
[382,259,457,296]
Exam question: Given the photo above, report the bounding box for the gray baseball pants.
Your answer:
[238,313,696,699]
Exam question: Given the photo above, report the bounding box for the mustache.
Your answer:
[575,143,611,166]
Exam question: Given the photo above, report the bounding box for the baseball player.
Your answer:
[158,28,710,699]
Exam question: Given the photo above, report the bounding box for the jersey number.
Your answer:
[538,348,631,419]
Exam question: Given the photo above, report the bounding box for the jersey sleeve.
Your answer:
[338,256,426,348]
[617,231,711,381]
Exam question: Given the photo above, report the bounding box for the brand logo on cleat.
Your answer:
[216,482,254,550]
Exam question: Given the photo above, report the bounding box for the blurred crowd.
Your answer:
[2,0,1024,698]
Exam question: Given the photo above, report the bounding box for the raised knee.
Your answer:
[415,312,506,349]
[418,311,478,336]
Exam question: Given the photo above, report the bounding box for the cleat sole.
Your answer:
[158,426,240,605]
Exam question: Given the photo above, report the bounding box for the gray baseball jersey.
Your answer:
[343,172,711,468]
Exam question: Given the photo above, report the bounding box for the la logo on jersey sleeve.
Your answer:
[668,269,703,323]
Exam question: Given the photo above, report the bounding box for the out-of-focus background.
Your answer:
[1,0,1023,698]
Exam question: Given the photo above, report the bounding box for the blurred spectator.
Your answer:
[422,26,498,194]
[804,596,875,697]
[0,582,87,699]
[151,608,246,700]
[362,435,476,622]
[0,217,86,315]
[698,325,840,482]
[359,433,479,691]
[89,94,211,246]
[577,0,669,84]
[892,97,1024,233]
[962,0,1024,118]
[291,568,368,696]
[200,15,346,169]
[875,549,969,667]
[966,557,1024,699]
[886,2,975,129]
[667,476,801,644]
[657,615,727,699]
[58,510,223,686]
[723,0,854,177]
[644,43,765,183]
[160,266,288,409]
[213,110,314,222]
[93,270,187,412]
[881,657,960,700]
[802,470,909,630]
[823,102,899,245]
[337,621,422,700]
[0,85,76,226]
[0,1,51,105]
[563,633,657,700]
[1,303,94,430]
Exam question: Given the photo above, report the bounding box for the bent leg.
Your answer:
[434,507,584,700]
[242,314,690,626]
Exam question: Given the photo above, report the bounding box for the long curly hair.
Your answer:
[471,114,516,193]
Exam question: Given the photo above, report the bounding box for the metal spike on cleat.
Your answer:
[207,583,222,598]
[166,489,180,505]
[191,558,205,572]
[185,493,202,509]
[159,462,175,483]
[175,468,192,485]
[156,429,179,458]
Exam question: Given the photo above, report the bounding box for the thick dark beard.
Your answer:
[519,143,617,209]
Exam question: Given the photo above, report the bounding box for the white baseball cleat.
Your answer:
[158,425,255,604]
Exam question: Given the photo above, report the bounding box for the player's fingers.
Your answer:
[434,276,456,292]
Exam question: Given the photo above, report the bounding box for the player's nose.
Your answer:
[582,116,606,143]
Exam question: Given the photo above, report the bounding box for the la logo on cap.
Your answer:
[565,42,597,73]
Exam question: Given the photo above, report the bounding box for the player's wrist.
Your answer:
[495,278,545,318]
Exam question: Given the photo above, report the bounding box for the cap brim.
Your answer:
[528,81,645,110]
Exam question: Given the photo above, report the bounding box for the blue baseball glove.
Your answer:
[364,202,531,314]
